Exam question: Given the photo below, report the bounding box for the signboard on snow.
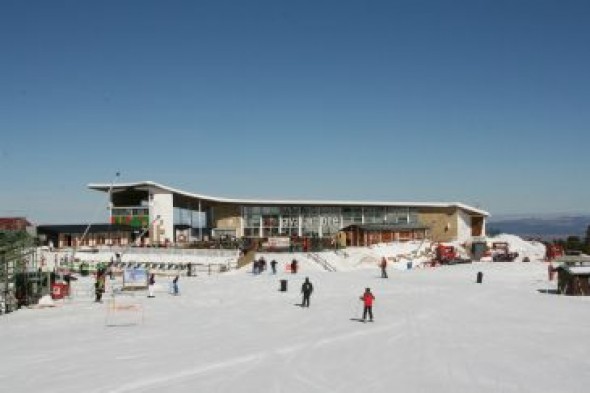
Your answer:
[123,268,148,289]
[267,237,291,249]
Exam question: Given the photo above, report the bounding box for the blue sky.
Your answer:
[1,0,589,223]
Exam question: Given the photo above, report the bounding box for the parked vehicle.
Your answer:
[491,242,519,262]
[434,245,472,265]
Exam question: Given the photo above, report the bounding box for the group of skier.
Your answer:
[252,258,296,275]
[147,273,180,297]
[252,257,281,274]
[252,257,267,274]
[259,255,384,322]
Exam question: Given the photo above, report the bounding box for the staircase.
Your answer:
[237,240,259,269]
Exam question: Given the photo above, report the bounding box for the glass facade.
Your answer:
[342,207,363,226]
[261,207,280,237]
[279,207,300,237]
[241,205,419,237]
[319,207,341,236]
[301,207,319,237]
[173,207,206,228]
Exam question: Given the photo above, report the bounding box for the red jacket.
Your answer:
[362,292,375,306]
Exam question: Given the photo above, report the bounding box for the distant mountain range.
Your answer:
[487,214,590,240]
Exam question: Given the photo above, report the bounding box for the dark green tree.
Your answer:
[0,230,32,249]
[565,236,583,253]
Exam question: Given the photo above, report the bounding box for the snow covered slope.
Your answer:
[2,259,589,393]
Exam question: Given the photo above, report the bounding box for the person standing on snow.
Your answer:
[95,273,105,302]
[360,288,375,322]
[260,256,267,272]
[380,257,388,278]
[172,275,179,295]
[301,277,313,307]
[270,259,278,274]
[148,273,156,298]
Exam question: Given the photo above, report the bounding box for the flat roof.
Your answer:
[566,266,590,275]
[88,180,490,216]
[556,256,590,264]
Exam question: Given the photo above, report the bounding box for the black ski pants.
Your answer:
[302,293,311,307]
[363,306,373,321]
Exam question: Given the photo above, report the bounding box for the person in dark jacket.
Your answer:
[172,275,179,295]
[270,260,278,274]
[291,259,298,274]
[95,274,105,303]
[301,277,313,307]
[260,257,267,272]
[148,273,156,298]
[380,257,388,278]
[360,288,375,322]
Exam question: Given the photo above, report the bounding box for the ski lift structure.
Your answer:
[1,240,48,314]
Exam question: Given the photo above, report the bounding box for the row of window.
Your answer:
[111,208,149,217]
[242,206,418,237]
[242,206,413,215]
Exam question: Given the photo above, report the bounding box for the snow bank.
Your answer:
[241,233,544,274]
[487,234,546,262]
[37,295,55,307]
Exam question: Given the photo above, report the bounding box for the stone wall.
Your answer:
[418,208,458,243]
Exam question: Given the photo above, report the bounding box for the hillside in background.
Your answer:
[488,214,590,240]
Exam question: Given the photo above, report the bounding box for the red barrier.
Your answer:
[548,264,556,281]
[51,283,69,300]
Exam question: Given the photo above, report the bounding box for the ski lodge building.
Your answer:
[88,181,488,246]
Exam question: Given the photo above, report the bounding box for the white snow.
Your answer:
[3,236,589,393]
[36,295,55,307]
[484,234,547,262]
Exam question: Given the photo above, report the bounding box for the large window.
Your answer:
[385,207,413,224]
[242,206,261,237]
[320,207,341,236]
[342,207,362,226]
[364,207,387,224]
[301,207,320,237]
[279,207,300,236]
[241,205,419,238]
[261,207,280,237]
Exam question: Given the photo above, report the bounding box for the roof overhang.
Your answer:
[88,181,490,217]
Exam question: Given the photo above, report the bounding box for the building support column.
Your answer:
[198,200,202,241]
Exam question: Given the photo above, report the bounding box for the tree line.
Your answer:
[553,225,590,255]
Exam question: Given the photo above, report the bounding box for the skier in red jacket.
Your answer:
[360,288,375,322]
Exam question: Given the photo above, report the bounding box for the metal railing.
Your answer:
[67,258,239,277]
[1,239,42,313]
[92,246,238,258]
[307,253,337,272]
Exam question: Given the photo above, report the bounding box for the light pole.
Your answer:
[71,171,120,269]
[118,215,161,262]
